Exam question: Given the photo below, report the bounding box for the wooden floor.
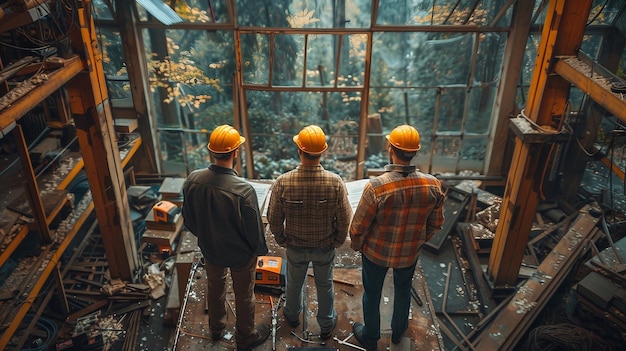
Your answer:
[172,240,444,351]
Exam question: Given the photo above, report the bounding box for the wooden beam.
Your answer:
[114,0,158,173]
[553,56,626,124]
[475,205,600,350]
[486,0,534,176]
[13,124,51,241]
[0,56,83,130]
[66,2,138,280]
[0,202,94,348]
[487,0,593,287]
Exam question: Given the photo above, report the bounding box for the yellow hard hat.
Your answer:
[293,125,328,155]
[207,125,246,153]
[385,125,421,152]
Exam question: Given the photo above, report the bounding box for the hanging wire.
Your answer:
[586,0,610,26]
[0,0,77,54]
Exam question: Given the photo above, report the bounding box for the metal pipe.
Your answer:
[333,334,366,351]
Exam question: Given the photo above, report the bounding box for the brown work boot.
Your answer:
[237,324,271,351]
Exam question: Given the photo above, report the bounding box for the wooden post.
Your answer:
[13,124,51,241]
[65,2,138,280]
[487,0,593,288]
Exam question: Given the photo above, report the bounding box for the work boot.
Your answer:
[284,314,300,328]
[211,329,224,341]
[320,316,337,340]
[391,327,407,345]
[352,322,378,351]
[237,324,271,351]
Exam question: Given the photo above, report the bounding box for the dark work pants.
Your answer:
[205,256,258,347]
[361,254,417,340]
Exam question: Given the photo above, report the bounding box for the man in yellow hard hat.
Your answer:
[267,125,352,340]
[349,125,445,350]
[182,125,270,351]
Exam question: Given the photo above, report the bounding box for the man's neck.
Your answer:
[214,159,233,169]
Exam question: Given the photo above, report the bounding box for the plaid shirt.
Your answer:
[349,165,445,268]
[267,164,352,249]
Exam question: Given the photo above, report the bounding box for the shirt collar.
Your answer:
[209,163,238,176]
[296,164,324,171]
[384,164,416,175]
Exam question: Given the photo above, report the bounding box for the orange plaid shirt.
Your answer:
[349,165,445,268]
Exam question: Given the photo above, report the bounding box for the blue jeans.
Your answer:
[284,247,336,331]
[361,254,417,340]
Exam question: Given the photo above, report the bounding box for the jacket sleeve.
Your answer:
[266,181,287,247]
[242,188,268,256]
[181,180,198,236]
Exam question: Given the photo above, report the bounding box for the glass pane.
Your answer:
[142,29,235,128]
[476,32,506,85]
[432,136,461,173]
[272,34,304,86]
[587,0,623,25]
[236,0,371,28]
[97,28,131,100]
[459,136,487,172]
[568,87,586,114]
[372,32,475,88]
[242,34,270,85]
[92,0,114,20]
[438,88,465,133]
[306,35,337,87]
[580,34,603,59]
[376,0,513,26]
[516,34,541,108]
[246,90,360,180]
[368,88,437,132]
[236,0,292,27]
[466,84,497,134]
[338,34,368,87]
[529,0,547,26]
[137,0,230,23]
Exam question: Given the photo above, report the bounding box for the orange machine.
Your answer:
[255,256,286,294]
[153,200,179,223]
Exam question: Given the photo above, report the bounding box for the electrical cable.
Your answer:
[586,0,609,26]
[0,0,77,54]
[18,314,59,351]
[524,323,614,351]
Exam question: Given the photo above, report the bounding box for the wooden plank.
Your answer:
[489,0,593,287]
[0,226,28,268]
[0,56,83,130]
[142,216,184,251]
[474,205,600,350]
[175,231,200,306]
[114,118,139,133]
[13,124,50,241]
[158,177,186,197]
[53,263,70,317]
[0,56,38,85]
[424,187,471,253]
[0,200,94,348]
[173,260,444,350]
[554,56,626,125]
[164,268,180,326]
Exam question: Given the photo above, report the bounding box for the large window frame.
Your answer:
[94,0,625,181]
